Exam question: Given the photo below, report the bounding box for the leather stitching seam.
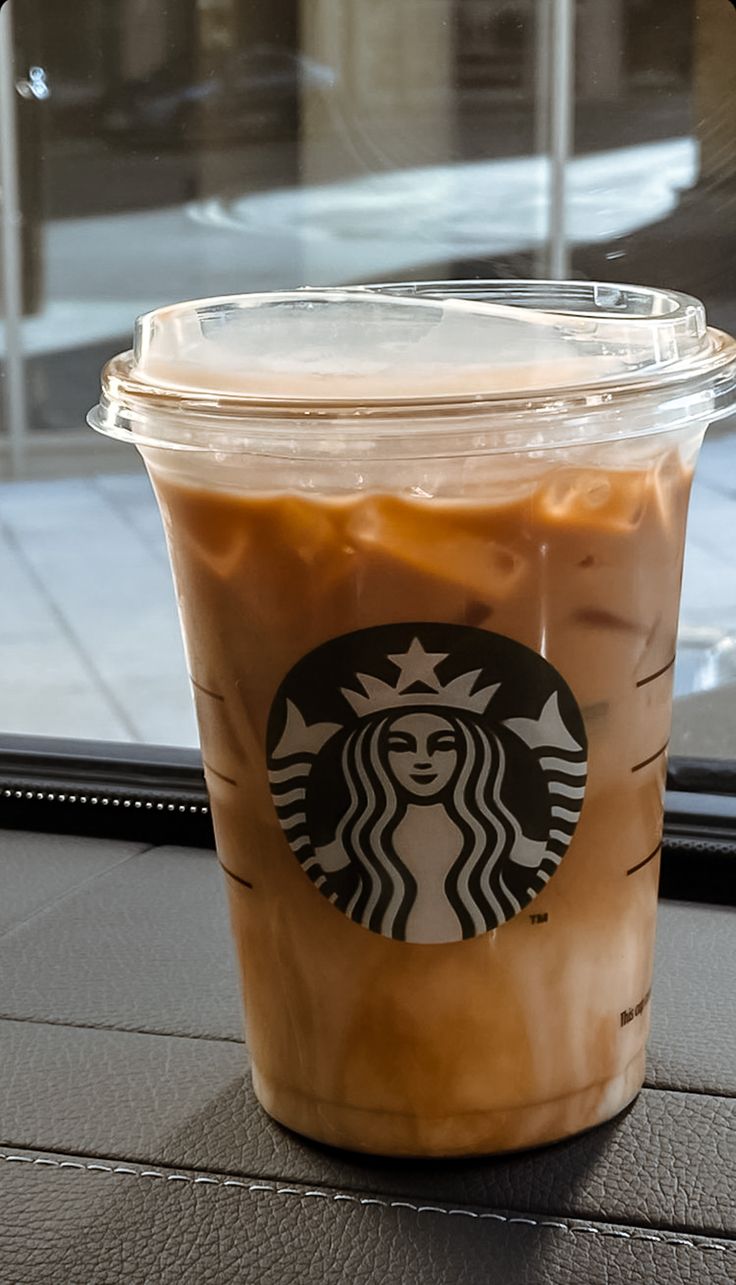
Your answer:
[0,1152,732,1253]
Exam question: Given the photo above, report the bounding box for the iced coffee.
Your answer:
[89,284,736,1154]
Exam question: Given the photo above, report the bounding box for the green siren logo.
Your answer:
[267,623,587,944]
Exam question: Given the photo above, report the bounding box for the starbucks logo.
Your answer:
[267,624,587,944]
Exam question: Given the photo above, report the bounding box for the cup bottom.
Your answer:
[251,1047,646,1157]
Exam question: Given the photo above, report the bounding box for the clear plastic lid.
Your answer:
[89,281,736,456]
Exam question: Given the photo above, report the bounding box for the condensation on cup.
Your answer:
[89,282,736,1155]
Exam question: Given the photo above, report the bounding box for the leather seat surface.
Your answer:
[0,831,733,1284]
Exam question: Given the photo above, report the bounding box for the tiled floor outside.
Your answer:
[0,470,196,745]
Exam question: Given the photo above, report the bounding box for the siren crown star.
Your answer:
[388,638,448,691]
[341,637,499,717]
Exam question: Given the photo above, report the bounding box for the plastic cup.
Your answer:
[89,281,736,1155]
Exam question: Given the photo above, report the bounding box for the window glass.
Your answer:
[1,0,735,756]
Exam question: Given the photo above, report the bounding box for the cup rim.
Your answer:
[88,281,736,456]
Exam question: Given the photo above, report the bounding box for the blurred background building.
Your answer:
[6,0,728,474]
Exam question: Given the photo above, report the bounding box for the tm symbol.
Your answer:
[529,913,548,925]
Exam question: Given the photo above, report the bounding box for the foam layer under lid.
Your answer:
[131,289,633,403]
